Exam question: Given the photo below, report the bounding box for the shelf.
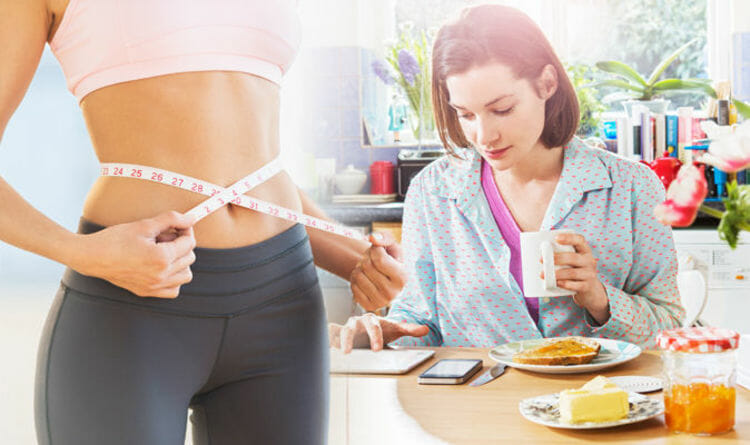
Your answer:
[322,202,404,226]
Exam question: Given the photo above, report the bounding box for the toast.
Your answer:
[512,336,601,366]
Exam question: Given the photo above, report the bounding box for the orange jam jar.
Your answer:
[657,327,740,435]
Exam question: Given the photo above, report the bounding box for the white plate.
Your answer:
[607,375,663,393]
[519,391,664,429]
[332,193,397,204]
[489,338,641,374]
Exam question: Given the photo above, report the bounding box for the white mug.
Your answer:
[520,230,577,298]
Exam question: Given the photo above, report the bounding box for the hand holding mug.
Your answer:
[520,230,576,298]
[543,232,610,325]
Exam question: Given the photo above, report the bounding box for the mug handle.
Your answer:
[540,241,556,290]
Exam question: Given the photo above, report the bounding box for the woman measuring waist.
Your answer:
[83,71,302,248]
[1,1,407,443]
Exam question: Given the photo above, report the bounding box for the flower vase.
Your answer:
[410,108,437,144]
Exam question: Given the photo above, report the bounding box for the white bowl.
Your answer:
[334,165,367,195]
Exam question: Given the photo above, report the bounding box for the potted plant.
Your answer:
[592,38,731,116]
[565,62,605,137]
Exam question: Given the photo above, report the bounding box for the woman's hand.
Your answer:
[329,313,429,353]
[71,211,197,298]
[349,231,407,311]
[542,232,610,325]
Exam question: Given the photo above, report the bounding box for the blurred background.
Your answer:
[2,0,749,443]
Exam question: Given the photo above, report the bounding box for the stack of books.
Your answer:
[609,105,747,195]
[613,106,709,163]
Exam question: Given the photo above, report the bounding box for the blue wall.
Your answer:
[0,50,97,284]
[294,46,402,174]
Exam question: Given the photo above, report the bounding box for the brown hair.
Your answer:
[432,5,579,156]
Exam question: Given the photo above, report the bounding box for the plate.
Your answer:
[332,193,397,204]
[489,338,641,374]
[607,375,662,393]
[519,391,664,429]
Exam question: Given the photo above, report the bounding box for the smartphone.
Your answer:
[417,359,483,385]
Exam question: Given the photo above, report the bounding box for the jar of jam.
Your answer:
[657,326,740,435]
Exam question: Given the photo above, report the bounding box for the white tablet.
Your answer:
[330,348,435,374]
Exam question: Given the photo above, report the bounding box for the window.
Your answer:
[394,0,709,110]
[359,0,716,145]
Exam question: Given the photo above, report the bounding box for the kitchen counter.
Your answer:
[322,200,722,230]
[322,202,404,226]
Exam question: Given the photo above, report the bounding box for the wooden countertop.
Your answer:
[329,347,750,444]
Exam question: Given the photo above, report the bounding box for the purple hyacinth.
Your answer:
[398,49,420,86]
[371,60,395,85]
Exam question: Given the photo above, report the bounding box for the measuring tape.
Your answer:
[99,159,367,241]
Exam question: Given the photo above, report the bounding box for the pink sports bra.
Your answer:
[49,0,301,102]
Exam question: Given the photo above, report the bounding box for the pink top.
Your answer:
[480,160,539,323]
[49,0,301,103]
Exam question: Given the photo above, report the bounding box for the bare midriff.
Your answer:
[79,71,299,248]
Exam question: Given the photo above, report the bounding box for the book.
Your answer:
[665,114,678,158]
[654,113,666,157]
[692,116,708,142]
[616,115,631,159]
[632,123,642,159]
[641,109,653,162]
[677,107,693,163]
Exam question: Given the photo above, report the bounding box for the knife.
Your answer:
[469,363,507,386]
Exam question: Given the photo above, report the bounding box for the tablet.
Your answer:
[329,348,435,374]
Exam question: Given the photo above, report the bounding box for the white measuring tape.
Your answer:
[99,159,367,241]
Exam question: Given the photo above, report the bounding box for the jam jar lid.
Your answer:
[657,327,740,353]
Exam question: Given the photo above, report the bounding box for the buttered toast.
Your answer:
[512,337,601,366]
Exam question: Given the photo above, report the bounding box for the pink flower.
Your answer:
[699,120,750,173]
[654,163,708,227]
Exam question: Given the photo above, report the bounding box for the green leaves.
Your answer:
[595,38,709,101]
[566,63,605,137]
[601,91,642,104]
[717,182,750,249]
[733,99,750,119]
[646,38,699,85]
[651,78,716,97]
[595,61,648,87]
[587,79,645,93]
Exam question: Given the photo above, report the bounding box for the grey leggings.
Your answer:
[35,220,329,445]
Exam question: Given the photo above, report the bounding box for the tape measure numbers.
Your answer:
[100,159,366,241]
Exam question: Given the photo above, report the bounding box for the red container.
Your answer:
[370,161,395,194]
[644,151,683,190]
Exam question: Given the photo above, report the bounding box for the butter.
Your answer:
[558,376,629,423]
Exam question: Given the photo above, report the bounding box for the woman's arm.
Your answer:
[328,171,442,351]
[0,0,197,298]
[383,173,443,346]
[0,0,77,267]
[585,164,685,346]
[298,188,407,311]
[297,188,369,278]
